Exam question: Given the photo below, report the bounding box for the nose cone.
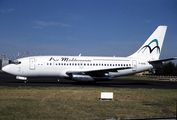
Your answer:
[2,65,10,73]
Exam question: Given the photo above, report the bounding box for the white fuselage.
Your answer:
[3,56,153,80]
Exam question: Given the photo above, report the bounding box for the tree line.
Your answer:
[154,61,177,76]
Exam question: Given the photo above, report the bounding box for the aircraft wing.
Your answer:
[148,57,177,64]
[66,67,132,76]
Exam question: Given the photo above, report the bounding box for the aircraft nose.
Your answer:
[2,65,10,73]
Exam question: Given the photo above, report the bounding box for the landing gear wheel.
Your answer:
[92,81,96,85]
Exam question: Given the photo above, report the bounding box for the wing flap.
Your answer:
[66,67,132,75]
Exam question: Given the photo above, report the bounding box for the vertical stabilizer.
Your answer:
[128,26,167,60]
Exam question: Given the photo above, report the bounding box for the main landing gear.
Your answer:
[24,80,28,84]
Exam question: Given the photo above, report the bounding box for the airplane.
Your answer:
[2,26,177,83]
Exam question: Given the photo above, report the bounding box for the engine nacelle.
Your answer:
[72,74,94,82]
[72,74,112,82]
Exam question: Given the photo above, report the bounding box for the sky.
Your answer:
[0,0,177,60]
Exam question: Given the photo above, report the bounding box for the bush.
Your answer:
[155,62,177,76]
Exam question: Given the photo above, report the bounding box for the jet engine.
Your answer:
[72,73,112,82]
[72,74,94,82]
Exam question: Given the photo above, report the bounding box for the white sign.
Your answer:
[100,92,113,100]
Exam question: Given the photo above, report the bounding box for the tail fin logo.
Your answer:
[138,39,160,54]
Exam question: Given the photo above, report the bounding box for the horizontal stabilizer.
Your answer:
[148,57,177,63]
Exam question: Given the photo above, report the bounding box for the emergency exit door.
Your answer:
[29,58,35,70]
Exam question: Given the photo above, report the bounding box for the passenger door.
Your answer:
[132,60,137,71]
[29,58,35,70]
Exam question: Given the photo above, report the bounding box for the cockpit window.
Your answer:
[9,60,21,65]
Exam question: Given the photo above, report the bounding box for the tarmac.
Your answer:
[0,71,177,89]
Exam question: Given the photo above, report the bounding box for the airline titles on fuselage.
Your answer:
[49,57,92,62]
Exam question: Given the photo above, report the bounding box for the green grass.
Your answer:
[0,87,176,120]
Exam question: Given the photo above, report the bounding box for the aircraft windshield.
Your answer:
[9,60,21,65]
